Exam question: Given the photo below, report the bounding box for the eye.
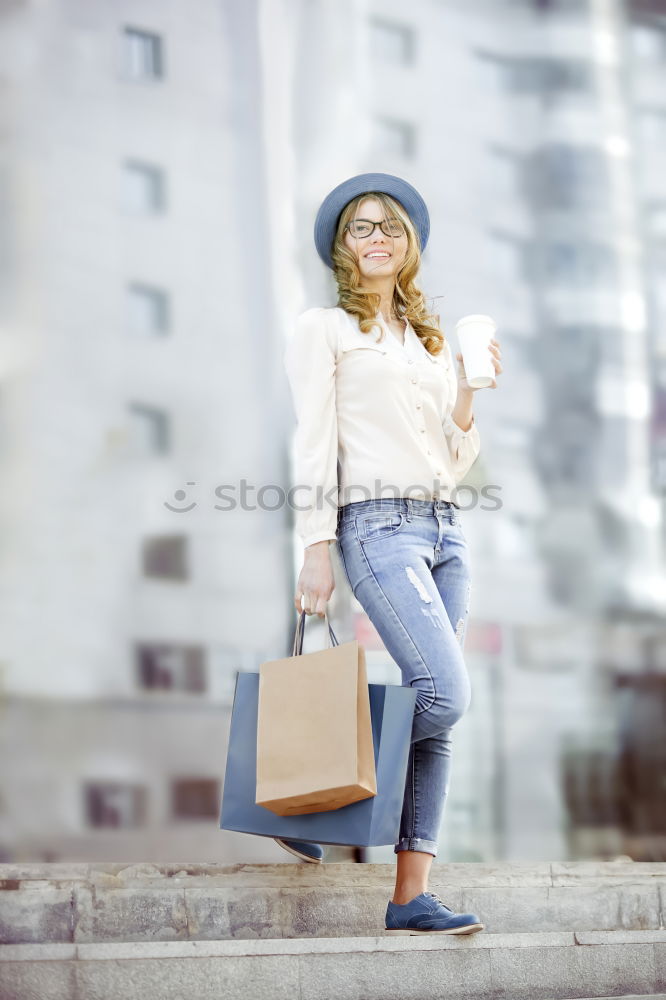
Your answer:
[348,221,373,236]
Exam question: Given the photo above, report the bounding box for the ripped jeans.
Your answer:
[336,497,473,858]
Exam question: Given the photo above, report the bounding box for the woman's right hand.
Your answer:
[294,541,335,617]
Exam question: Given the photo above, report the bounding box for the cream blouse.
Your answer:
[283,306,481,548]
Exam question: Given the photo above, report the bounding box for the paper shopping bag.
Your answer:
[255,610,377,816]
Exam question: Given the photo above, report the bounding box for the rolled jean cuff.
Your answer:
[394,837,438,857]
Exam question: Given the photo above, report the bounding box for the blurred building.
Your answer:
[0,0,664,865]
[0,0,300,863]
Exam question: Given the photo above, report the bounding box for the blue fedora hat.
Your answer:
[314,172,430,270]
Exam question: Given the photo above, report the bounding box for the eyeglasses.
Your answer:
[344,218,406,239]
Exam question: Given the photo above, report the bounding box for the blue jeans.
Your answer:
[336,497,473,858]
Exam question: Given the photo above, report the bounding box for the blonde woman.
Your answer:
[282,173,502,935]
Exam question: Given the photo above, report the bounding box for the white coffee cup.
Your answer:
[454,314,496,389]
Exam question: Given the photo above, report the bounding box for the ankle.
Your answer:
[391,886,427,905]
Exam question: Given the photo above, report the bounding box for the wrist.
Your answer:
[304,539,332,556]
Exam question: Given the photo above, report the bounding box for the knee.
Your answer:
[430,693,469,731]
[417,681,471,737]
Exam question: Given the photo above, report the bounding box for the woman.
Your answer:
[281,173,502,935]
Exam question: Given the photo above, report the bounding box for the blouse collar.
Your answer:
[374,310,412,349]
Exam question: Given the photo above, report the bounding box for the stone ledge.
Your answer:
[3,867,665,944]
[2,860,665,889]
[2,934,664,1000]
[2,927,666,961]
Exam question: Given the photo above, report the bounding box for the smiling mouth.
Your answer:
[365,253,391,259]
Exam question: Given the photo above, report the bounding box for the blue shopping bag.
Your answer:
[219,634,416,847]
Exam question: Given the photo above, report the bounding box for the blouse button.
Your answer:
[411,378,417,384]
[408,359,414,364]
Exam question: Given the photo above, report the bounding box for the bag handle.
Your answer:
[292,608,340,656]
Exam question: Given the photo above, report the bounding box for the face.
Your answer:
[342,197,408,280]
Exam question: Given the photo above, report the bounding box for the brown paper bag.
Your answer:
[255,610,377,816]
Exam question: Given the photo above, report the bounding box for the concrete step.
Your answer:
[1,861,665,943]
[1,929,666,1000]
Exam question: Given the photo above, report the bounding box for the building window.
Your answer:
[123,161,166,213]
[368,17,415,65]
[561,744,619,828]
[84,782,147,828]
[128,403,170,454]
[373,116,416,158]
[142,535,188,580]
[127,283,170,336]
[509,57,590,94]
[477,52,593,101]
[136,642,206,692]
[523,144,610,211]
[127,284,169,336]
[542,241,617,288]
[123,27,164,80]
[171,779,220,820]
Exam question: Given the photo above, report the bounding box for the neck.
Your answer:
[369,281,398,322]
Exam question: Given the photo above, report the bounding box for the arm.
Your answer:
[442,343,481,482]
[283,308,339,549]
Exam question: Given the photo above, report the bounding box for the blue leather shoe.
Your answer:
[385,890,484,935]
[273,837,324,863]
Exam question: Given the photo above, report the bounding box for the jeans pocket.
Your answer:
[357,510,405,542]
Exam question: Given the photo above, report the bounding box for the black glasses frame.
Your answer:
[344,218,406,238]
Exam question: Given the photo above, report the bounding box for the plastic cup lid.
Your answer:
[455,314,496,327]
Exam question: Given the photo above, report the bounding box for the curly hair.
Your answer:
[330,191,447,357]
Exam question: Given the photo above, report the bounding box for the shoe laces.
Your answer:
[424,890,453,912]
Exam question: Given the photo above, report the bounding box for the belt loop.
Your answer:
[405,498,412,522]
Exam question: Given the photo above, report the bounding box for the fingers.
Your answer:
[487,340,502,376]
[294,590,318,616]
[294,593,329,616]
[298,590,319,615]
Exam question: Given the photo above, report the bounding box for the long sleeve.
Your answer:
[443,410,481,483]
[442,340,481,483]
[283,307,339,548]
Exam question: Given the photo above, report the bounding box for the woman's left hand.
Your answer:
[455,338,503,391]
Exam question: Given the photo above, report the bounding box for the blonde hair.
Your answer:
[330,191,446,356]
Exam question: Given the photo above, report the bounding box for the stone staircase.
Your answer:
[1,860,665,999]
